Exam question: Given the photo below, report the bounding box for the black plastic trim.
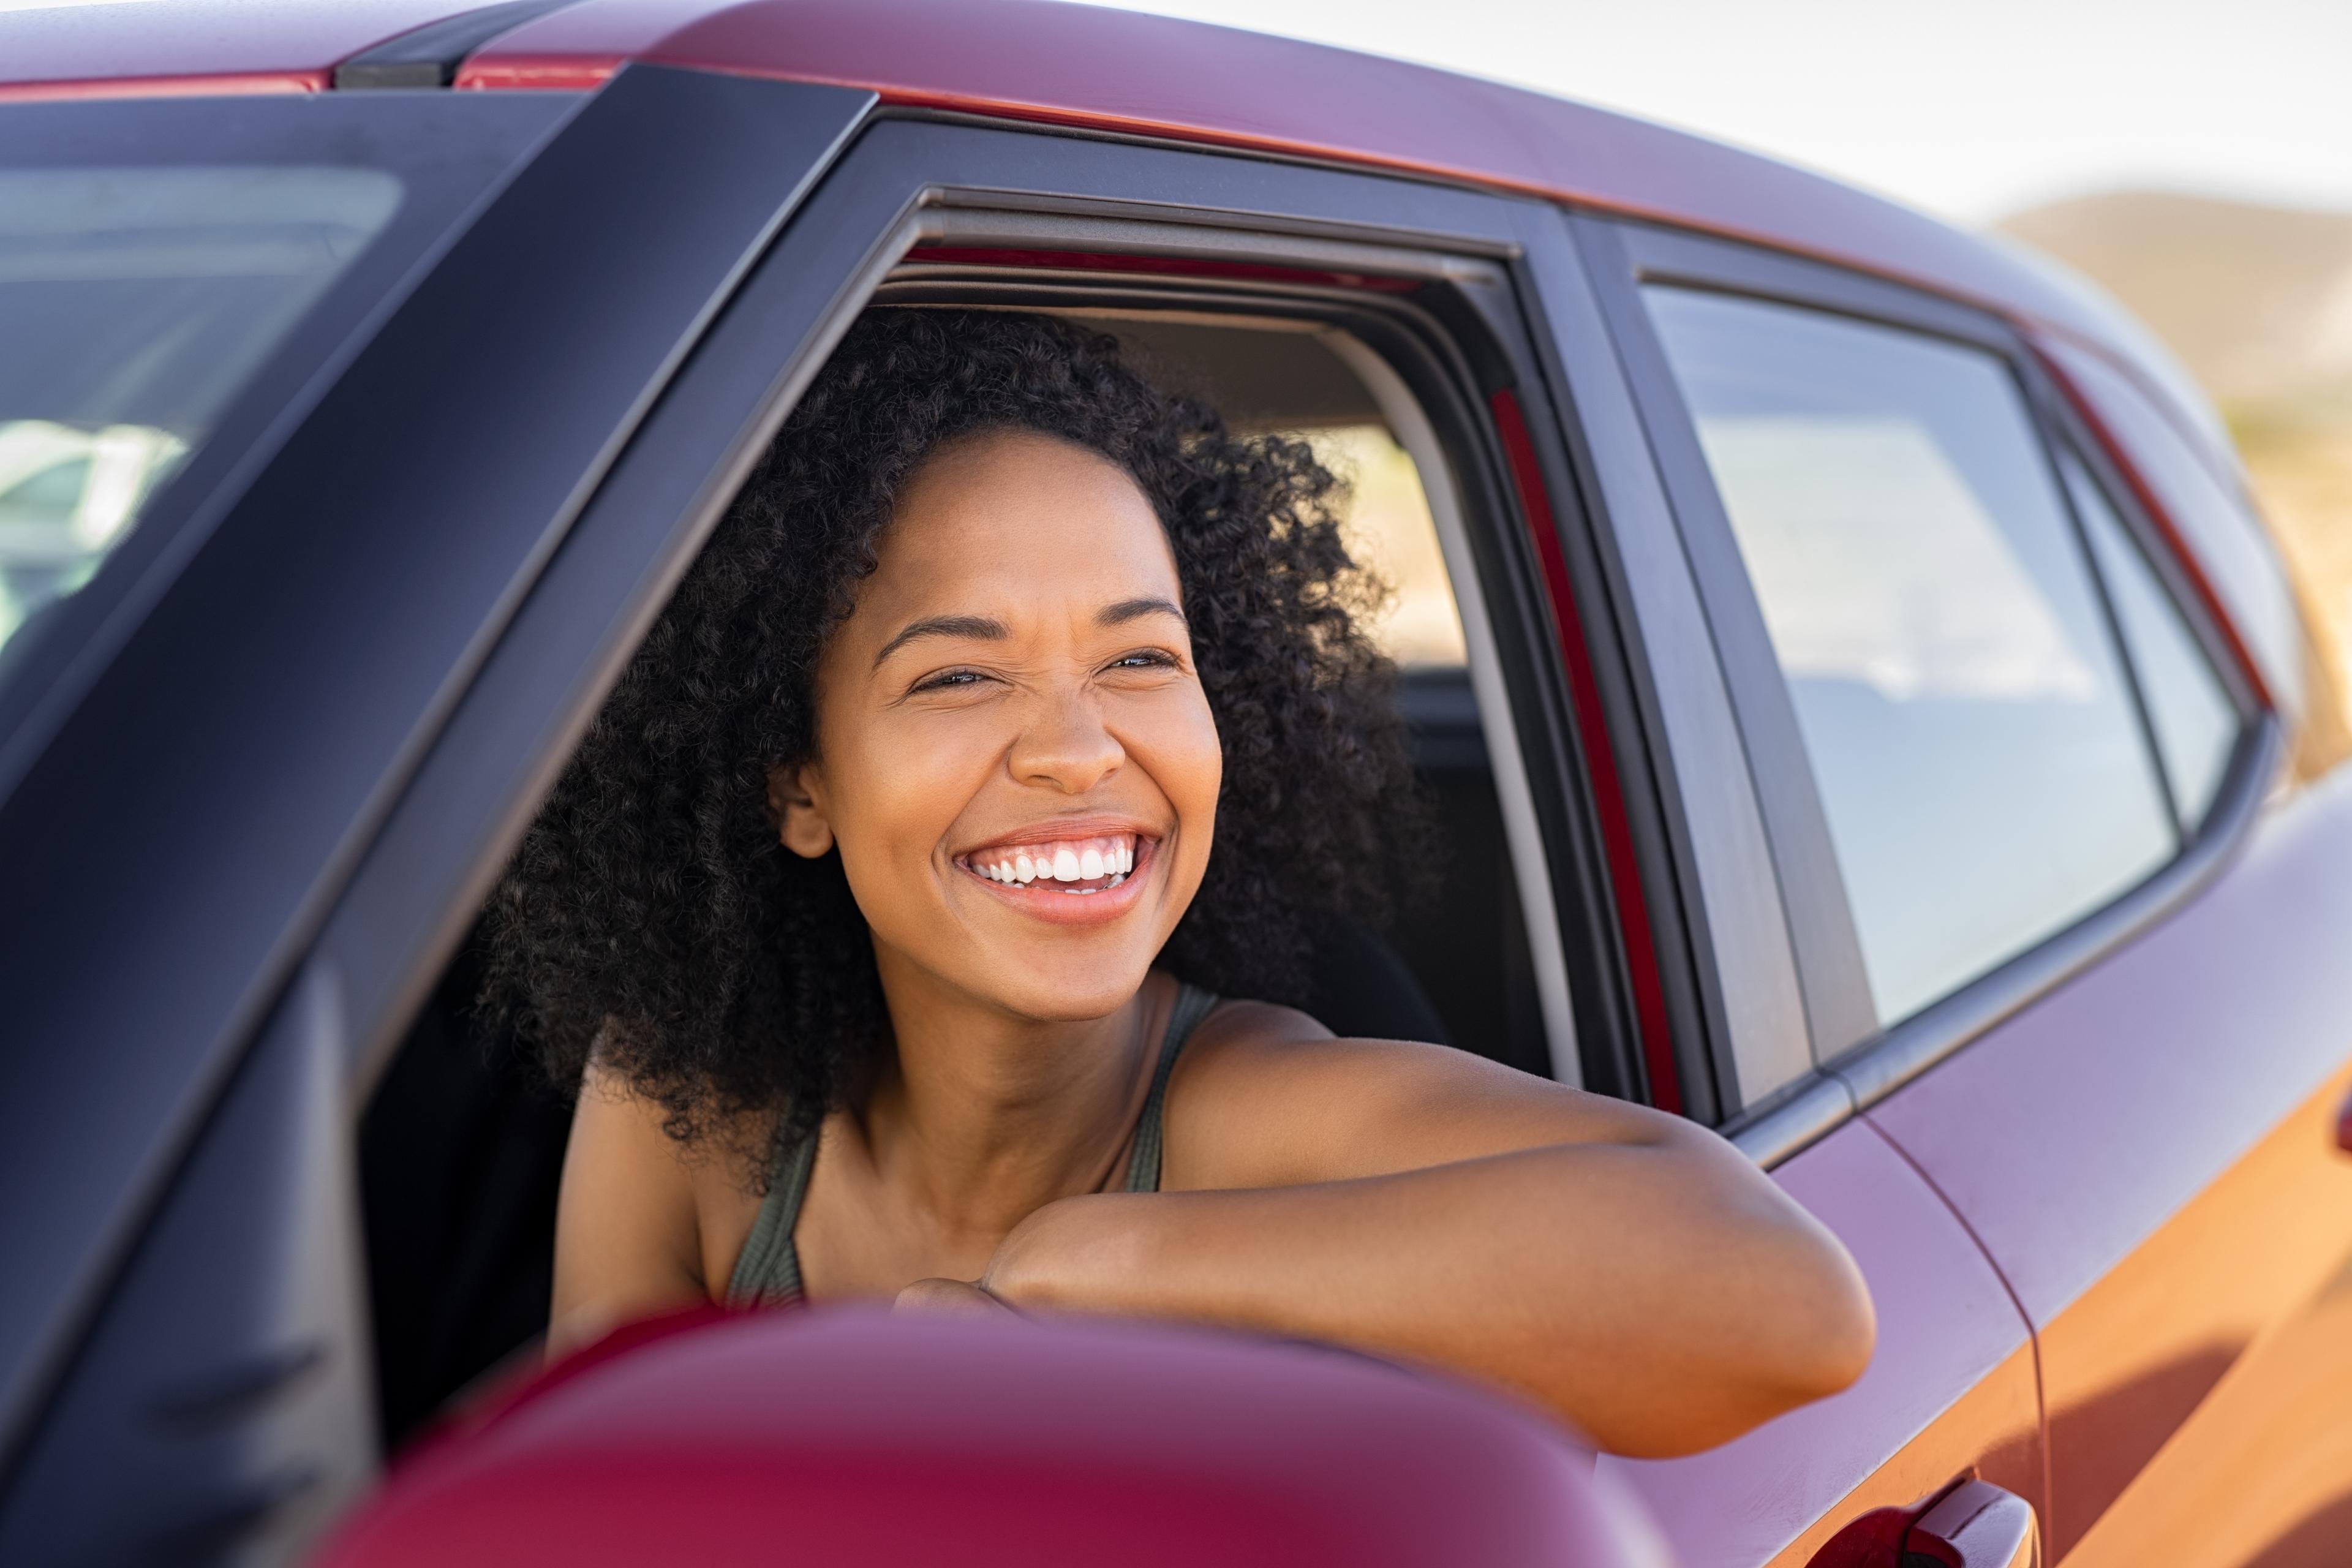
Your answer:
[333,1,579,89]
[0,67,872,1481]
[0,90,587,811]
[1575,214,1880,1070]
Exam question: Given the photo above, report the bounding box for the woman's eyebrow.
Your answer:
[1099,596,1186,628]
[872,614,1008,668]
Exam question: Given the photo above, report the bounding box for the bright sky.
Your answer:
[1078,0,2352,224]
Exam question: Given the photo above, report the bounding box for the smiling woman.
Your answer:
[484,309,1872,1455]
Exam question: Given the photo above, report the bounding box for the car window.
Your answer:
[1301,424,1467,669]
[1644,287,2176,1028]
[0,165,402,678]
[2060,451,2241,829]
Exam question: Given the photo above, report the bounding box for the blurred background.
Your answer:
[1079,0,2352,698]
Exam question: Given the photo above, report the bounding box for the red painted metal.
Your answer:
[0,72,326,105]
[906,246,1420,294]
[1489,388,1678,1113]
[427,1301,742,1447]
[1864,770,2352,1555]
[454,0,2151,353]
[0,0,475,99]
[1902,1479,2037,1568]
[318,1308,1652,1568]
[1605,1118,2041,1566]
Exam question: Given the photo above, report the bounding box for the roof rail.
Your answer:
[334,0,577,89]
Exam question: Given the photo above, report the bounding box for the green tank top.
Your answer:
[726,982,1222,1308]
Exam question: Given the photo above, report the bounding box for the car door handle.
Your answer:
[1901,1479,2038,1568]
[2335,1083,2352,1155]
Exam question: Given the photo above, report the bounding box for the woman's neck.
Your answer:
[854,956,1167,1243]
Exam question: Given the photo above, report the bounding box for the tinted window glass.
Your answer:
[1646,288,2176,1025]
[0,166,401,674]
[2063,453,2239,827]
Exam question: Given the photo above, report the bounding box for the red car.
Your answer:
[1,2,2346,1565]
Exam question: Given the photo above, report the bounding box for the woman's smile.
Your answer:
[952,825,1159,924]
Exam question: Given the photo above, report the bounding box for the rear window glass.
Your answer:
[1645,287,2177,1030]
[0,166,401,669]
[2062,451,2241,828]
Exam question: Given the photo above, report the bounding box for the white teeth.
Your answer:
[968,836,1144,888]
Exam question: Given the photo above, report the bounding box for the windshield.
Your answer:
[0,165,401,661]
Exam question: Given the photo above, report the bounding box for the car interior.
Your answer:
[358,292,1559,1449]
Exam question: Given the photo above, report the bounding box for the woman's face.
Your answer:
[776,429,1223,1023]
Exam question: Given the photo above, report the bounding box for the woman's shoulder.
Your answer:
[1164,990,1551,1188]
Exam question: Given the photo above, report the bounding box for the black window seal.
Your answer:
[1576,212,2276,1164]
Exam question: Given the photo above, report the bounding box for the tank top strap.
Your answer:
[728,981,1219,1305]
[726,1123,817,1308]
[1122,981,1221,1194]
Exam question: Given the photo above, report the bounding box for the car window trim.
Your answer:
[1580,213,2277,1161]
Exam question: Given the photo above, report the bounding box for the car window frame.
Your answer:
[1577,213,2278,1160]
[314,109,1690,1118]
[0,66,875,1482]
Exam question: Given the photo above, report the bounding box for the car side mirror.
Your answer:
[315,1308,1673,1567]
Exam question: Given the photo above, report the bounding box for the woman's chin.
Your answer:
[976,962,1158,1027]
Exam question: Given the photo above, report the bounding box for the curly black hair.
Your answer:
[483,307,1429,1172]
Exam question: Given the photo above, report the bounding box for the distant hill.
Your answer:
[1996,190,2352,410]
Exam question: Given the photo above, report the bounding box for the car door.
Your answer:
[1571,210,2352,1568]
[1523,216,2052,1567]
[1864,344,2352,1567]
[292,62,1684,1544]
[0,69,873,1561]
[308,78,2051,1566]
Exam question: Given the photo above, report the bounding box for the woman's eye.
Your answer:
[1107,650,1178,672]
[913,669,992,693]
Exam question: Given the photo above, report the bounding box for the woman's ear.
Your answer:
[767,763,835,858]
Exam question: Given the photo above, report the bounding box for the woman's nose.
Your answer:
[1008,688,1124,794]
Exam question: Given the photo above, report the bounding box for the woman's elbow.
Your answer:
[1619,1221,1877,1459]
[1744,1223,1877,1419]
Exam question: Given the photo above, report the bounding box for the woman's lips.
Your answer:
[952,832,1156,924]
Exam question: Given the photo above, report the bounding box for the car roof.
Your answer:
[0,0,2210,435]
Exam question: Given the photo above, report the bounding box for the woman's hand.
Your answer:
[893,1277,1020,1317]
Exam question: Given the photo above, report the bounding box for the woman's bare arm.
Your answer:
[974,1007,1875,1457]
[548,1060,711,1356]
